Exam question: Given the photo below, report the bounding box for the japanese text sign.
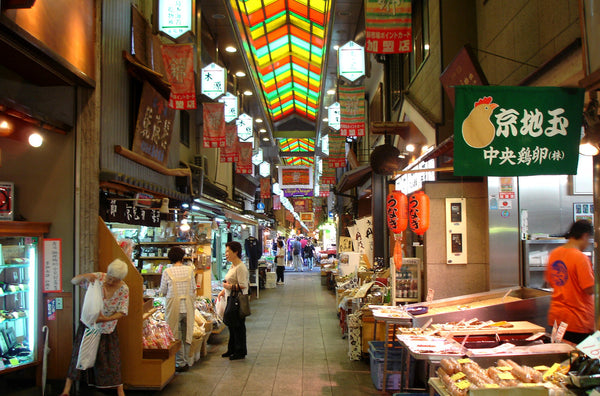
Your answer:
[328,102,341,130]
[158,0,192,39]
[439,45,488,107]
[43,239,62,293]
[201,63,226,99]
[365,0,412,54]
[101,198,162,227]
[237,113,253,142]
[161,44,196,109]
[218,92,238,122]
[577,331,600,359]
[236,142,253,174]
[202,102,226,148]
[454,86,585,176]
[132,82,176,166]
[259,161,271,177]
[339,84,365,136]
[338,41,365,82]
[252,148,263,165]
[220,124,240,163]
[260,177,271,199]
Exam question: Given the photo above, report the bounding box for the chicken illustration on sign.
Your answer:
[462,96,498,148]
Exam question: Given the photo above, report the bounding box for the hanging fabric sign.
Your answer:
[273,195,281,210]
[355,216,374,267]
[161,44,196,109]
[321,166,336,185]
[260,177,271,199]
[365,0,412,54]
[236,142,253,174]
[220,124,240,163]
[202,102,226,148]
[132,82,176,166]
[340,84,365,136]
[328,131,347,168]
[454,86,585,176]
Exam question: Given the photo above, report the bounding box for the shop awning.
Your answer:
[335,164,372,193]
[223,208,258,226]
[99,170,191,203]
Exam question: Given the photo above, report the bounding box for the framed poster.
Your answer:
[574,203,594,225]
[43,239,62,293]
[278,166,314,189]
[0,182,14,221]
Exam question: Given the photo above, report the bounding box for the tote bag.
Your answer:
[76,326,101,370]
[76,280,103,369]
[223,293,240,327]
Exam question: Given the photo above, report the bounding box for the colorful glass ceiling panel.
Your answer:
[283,156,315,166]
[234,0,331,122]
[279,138,315,152]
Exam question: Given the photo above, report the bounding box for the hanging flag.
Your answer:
[321,166,336,185]
[220,124,240,162]
[339,84,365,136]
[365,0,412,54]
[260,178,271,199]
[273,195,281,210]
[454,86,585,176]
[328,131,346,168]
[202,102,226,148]
[236,142,253,174]
[161,44,197,109]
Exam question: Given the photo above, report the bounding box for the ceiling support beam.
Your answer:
[273,130,316,138]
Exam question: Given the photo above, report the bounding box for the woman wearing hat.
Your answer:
[60,259,130,396]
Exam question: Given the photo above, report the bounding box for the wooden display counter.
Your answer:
[97,217,177,390]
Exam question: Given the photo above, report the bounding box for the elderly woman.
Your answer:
[60,259,130,396]
[218,241,249,360]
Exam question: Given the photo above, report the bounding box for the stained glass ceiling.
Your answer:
[279,138,315,152]
[283,157,315,166]
[233,0,331,123]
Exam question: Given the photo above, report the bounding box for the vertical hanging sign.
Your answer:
[218,92,239,122]
[43,239,62,293]
[202,102,226,147]
[236,142,253,174]
[220,124,240,162]
[201,63,226,99]
[328,131,347,168]
[365,0,412,54]
[259,162,271,177]
[237,113,253,143]
[338,41,365,82]
[260,178,271,199]
[161,44,197,109]
[328,102,341,130]
[339,84,365,136]
[158,0,192,39]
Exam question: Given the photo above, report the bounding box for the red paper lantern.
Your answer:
[409,191,430,235]
[386,191,408,234]
[393,237,403,271]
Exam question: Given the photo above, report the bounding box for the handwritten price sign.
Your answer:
[577,331,600,359]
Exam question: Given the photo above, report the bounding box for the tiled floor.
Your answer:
[160,270,379,396]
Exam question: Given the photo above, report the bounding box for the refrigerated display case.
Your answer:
[0,222,50,374]
[391,257,421,304]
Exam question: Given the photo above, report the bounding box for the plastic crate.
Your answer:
[368,341,404,360]
[369,343,404,391]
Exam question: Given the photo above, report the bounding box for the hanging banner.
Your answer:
[328,131,347,168]
[201,63,226,99]
[282,188,314,197]
[279,166,314,189]
[220,124,240,162]
[161,44,196,109]
[340,84,365,136]
[260,177,271,199]
[319,187,331,197]
[202,102,226,148]
[355,216,374,266]
[439,45,488,107]
[338,41,365,82]
[158,0,192,39]
[273,195,281,210]
[365,0,412,54]
[321,166,336,185]
[454,86,585,176]
[218,92,238,122]
[237,113,253,142]
[132,82,176,166]
[235,142,253,174]
[100,198,161,227]
[328,102,341,130]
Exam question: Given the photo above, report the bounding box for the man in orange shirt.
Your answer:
[546,220,595,344]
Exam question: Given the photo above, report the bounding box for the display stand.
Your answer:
[97,217,178,390]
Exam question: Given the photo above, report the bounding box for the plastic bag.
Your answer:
[76,326,102,370]
[80,280,103,327]
[215,295,226,319]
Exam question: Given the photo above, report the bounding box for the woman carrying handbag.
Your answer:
[217,241,249,360]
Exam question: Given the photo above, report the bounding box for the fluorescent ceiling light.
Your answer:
[243,90,253,96]
[259,128,267,133]
[235,71,246,77]
[256,118,263,123]
[225,46,237,53]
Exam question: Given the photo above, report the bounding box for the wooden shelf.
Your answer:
[143,340,181,360]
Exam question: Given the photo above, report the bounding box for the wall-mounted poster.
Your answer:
[574,202,594,225]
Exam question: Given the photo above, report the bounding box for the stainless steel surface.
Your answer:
[407,287,552,329]
[488,177,521,288]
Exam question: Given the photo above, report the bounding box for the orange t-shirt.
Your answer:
[545,246,594,333]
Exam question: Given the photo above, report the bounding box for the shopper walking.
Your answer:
[61,259,130,396]
[276,239,286,285]
[218,241,249,360]
[159,247,196,372]
[292,236,303,272]
[545,220,595,344]
[303,240,315,271]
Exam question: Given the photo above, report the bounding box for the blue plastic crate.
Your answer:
[369,347,403,391]
[368,340,403,360]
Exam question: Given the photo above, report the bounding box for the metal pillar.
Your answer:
[372,174,388,261]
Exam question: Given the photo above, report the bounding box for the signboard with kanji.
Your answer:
[43,239,62,293]
[237,113,253,142]
[218,92,238,122]
[328,102,341,130]
[259,161,271,177]
[158,0,192,39]
[453,86,585,176]
[201,63,226,99]
[338,41,365,82]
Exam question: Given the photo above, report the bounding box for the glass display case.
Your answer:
[0,222,49,373]
[391,257,422,304]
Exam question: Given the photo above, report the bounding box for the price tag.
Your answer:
[577,331,600,359]
[534,365,550,371]
[426,288,434,302]
[458,358,473,364]
[556,321,568,343]
[542,362,560,381]
[451,372,466,381]
[9,358,19,366]
[484,384,500,388]
[456,380,471,390]
[497,366,513,371]
[498,372,516,380]
[551,320,558,343]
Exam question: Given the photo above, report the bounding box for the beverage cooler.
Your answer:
[0,222,50,374]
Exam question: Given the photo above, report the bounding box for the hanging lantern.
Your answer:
[386,191,408,234]
[393,235,403,271]
[409,191,430,235]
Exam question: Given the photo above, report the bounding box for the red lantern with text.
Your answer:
[409,191,430,235]
[386,191,408,234]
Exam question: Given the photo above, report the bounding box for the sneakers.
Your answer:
[175,365,189,372]
[276,281,284,285]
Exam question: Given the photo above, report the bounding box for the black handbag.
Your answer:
[237,289,251,318]
[223,293,240,327]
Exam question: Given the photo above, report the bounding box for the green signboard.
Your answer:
[453,86,585,176]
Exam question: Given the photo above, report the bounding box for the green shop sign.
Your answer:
[453,86,585,176]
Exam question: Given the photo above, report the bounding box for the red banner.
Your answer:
[203,102,226,148]
[328,131,346,168]
[273,195,281,210]
[340,84,365,136]
[321,166,336,184]
[220,124,240,162]
[236,142,253,174]
[260,178,271,199]
[161,44,197,109]
[365,0,412,54]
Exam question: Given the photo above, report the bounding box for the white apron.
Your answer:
[165,266,195,345]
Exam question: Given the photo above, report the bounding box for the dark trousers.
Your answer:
[227,319,247,356]
[563,330,591,344]
[276,266,285,282]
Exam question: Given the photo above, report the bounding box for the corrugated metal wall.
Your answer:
[100,0,178,191]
